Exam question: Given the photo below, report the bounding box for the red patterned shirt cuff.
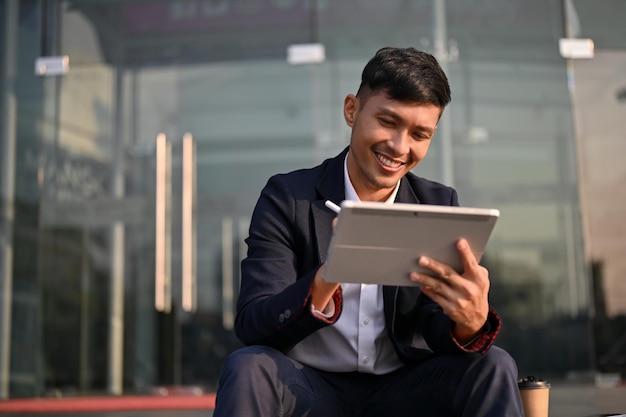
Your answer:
[452,307,502,353]
[311,287,342,323]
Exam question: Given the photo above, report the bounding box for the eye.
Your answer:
[412,132,431,141]
[379,118,394,127]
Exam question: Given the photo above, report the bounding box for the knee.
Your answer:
[473,346,519,381]
[215,346,289,415]
[219,345,282,383]
[455,348,524,416]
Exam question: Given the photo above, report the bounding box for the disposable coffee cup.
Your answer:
[518,376,550,417]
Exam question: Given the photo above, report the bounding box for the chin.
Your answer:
[372,177,401,190]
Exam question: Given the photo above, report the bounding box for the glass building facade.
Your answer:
[1,0,625,399]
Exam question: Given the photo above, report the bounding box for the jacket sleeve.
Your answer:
[234,175,342,351]
[418,296,501,354]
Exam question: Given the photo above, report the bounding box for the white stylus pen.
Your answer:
[324,200,341,214]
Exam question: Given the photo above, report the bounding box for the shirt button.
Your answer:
[363,318,369,325]
[363,357,369,364]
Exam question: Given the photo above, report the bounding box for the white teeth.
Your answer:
[376,153,402,168]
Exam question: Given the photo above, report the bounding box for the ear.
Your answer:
[343,94,358,127]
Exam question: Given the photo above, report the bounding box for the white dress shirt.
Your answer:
[286,153,405,374]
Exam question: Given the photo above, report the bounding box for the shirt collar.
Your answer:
[343,151,400,204]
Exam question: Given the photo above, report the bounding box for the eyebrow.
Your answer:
[376,107,436,135]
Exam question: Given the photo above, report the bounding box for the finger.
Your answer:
[410,271,438,287]
[418,256,457,283]
[413,276,458,314]
[410,272,453,298]
[456,238,479,274]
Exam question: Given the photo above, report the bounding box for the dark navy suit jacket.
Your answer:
[235,147,499,365]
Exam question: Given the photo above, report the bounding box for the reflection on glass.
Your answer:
[182,132,196,313]
[155,133,171,313]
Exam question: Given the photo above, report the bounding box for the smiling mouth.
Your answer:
[375,152,405,169]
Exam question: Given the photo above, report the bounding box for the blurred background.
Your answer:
[0,0,625,401]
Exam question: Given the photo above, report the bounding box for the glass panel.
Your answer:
[34,0,330,395]
[5,0,47,398]
[434,0,592,376]
[569,49,626,377]
[8,0,614,398]
[38,60,118,394]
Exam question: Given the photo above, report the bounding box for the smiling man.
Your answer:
[213,47,524,417]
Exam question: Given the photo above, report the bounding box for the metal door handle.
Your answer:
[155,133,171,313]
[181,133,196,312]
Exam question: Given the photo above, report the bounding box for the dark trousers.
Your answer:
[214,345,524,417]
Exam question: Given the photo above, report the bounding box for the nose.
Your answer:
[387,129,411,156]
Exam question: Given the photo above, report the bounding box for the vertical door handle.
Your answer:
[155,133,172,313]
[222,217,234,329]
[221,217,249,329]
[181,133,196,312]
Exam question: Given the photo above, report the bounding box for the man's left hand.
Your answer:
[409,238,490,344]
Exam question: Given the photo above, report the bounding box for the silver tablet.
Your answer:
[323,201,500,286]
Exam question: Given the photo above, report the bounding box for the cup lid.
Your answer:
[518,375,550,388]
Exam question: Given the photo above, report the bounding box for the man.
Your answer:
[214,47,523,416]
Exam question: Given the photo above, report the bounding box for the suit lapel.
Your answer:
[313,148,348,264]
[395,176,421,205]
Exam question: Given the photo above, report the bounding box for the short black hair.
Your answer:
[357,47,451,108]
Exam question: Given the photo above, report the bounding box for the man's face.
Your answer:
[343,91,442,202]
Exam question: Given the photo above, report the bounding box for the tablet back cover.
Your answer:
[323,201,499,286]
